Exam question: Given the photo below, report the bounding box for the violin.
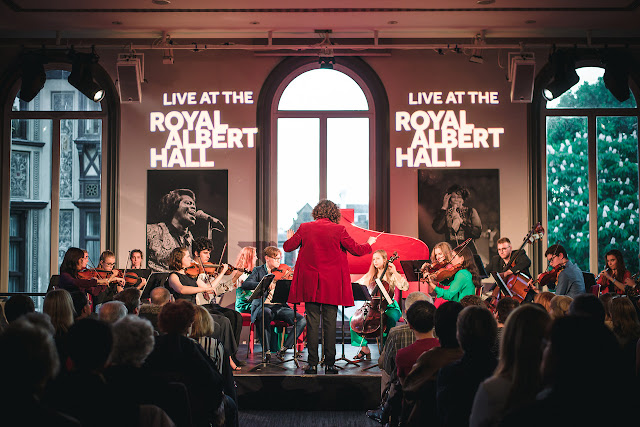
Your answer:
[77,268,113,281]
[271,264,294,281]
[535,263,566,288]
[428,263,464,283]
[350,252,399,339]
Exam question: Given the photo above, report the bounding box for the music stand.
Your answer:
[490,272,514,298]
[269,279,305,368]
[474,255,489,279]
[400,260,429,292]
[336,283,372,368]
[247,274,285,372]
[141,272,171,301]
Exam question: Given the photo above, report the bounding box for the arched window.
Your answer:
[543,66,639,273]
[257,58,389,263]
[4,65,115,302]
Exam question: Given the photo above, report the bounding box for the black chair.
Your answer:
[582,271,597,295]
[47,275,60,293]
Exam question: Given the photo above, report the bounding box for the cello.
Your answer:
[350,252,399,339]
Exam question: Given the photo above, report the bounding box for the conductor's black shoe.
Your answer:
[303,364,317,374]
[325,365,339,375]
[366,407,384,424]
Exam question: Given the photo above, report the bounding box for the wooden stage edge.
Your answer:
[234,344,383,411]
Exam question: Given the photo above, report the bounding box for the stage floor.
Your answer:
[234,343,383,411]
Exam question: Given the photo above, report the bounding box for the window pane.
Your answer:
[277,118,320,261]
[13,70,103,112]
[597,116,640,273]
[547,67,637,110]
[10,119,52,295]
[546,116,589,271]
[278,69,368,111]
[327,117,369,228]
[86,212,101,237]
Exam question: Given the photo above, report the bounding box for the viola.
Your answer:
[271,264,294,281]
[350,252,399,339]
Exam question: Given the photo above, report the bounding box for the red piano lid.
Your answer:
[340,209,429,277]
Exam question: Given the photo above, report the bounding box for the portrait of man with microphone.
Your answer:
[147,188,225,272]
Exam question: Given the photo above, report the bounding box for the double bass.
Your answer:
[350,252,399,339]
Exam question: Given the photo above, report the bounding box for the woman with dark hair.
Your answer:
[432,184,482,253]
[597,249,635,295]
[147,188,198,272]
[426,245,479,305]
[166,247,227,303]
[58,247,122,297]
[470,304,551,427]
[284,199,376,374]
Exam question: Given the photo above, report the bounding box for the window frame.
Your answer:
[533,59,640,274]
[0,57,119,291]
[256,57,390,252]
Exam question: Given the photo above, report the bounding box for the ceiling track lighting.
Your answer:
[543,49,579,101]
[18,51,48,102]
[68,48,105,102]
[602,50,632,102]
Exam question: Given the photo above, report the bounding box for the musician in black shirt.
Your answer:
[486,237,531,281]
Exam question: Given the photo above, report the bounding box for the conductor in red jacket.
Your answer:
[284,199,376,374]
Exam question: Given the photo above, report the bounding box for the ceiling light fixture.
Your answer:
[18,52,47,102]
[602,50,632,102]
[543,49,579,101]
[68,49,105,102]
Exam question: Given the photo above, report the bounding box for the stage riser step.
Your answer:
[235,375,380,411]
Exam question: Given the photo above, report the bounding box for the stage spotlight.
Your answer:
[603,51,631,102]
[543,50,579,101]
[68,51,105,102]
[319,56,335,69]
[18,53,47,102]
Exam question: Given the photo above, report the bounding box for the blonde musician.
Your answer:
[351,250,408,360]
[423,242,478,305]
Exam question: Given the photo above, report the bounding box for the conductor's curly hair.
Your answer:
[312,199,341,224]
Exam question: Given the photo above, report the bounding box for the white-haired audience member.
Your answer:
[98,300,128,324]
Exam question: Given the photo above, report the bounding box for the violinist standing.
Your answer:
[540,244,585,298]
[350,250,409,360]
[425,243,479,305]
[283,200,376,375]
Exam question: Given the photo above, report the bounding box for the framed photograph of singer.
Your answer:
[418,169,500,265]
[146,170,228,272]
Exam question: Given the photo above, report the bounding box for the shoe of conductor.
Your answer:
[303,364,317,374]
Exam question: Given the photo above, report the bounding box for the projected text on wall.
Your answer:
[395,91,504,168]
[149,91,258,168]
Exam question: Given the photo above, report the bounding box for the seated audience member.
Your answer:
[501,317,630,427]
[46,318,173,427]
[402,301,465,426]
[144,300,226,427]
[533,291,554,313]
[105,315,187,427]
[396,300,439,383]
[549,295,572,319]
[470,304,551,427]
[599,292,616,329]
[3,294,35,323]
[43,289,76,369]
[366,292,432,424]
[191,305,239,373]
[0,318,80,426]
[436,306,498,427]
[69,291,92,320]
[139,287,173,330]
[114,288,142,315]
[98,300,128,324]
[492,297,519,357]
[460,294,485,308]
[568,293,605,323]
[610,297,640,377]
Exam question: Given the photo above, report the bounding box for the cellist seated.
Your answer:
[350,250,408,360]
